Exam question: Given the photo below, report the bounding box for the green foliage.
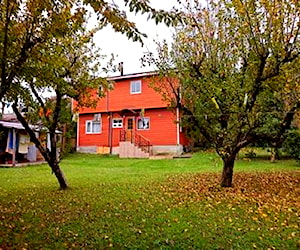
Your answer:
[0,153,299,249]
[124,0,182,26]
[282,130,300,161]
[0,0,185,188]
[244,148,257,159]
[0,0,182,102]
[4,2,115,189]
[147,0,300,185]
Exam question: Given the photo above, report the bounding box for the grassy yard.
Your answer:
[0,152,299,249]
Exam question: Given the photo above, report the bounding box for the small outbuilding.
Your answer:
[0,118,61,167]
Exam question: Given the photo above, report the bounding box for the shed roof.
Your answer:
[0,121,32,130]
[0,121,61,133]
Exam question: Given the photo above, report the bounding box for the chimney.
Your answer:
[119,62,124,76]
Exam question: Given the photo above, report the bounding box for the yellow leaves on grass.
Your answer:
[162,171,299,207]
[159,171,299,231]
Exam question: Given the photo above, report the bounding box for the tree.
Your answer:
[282,130,300,161]
[0,0,182,103]
[146,0,300,187]
[9,12,110,189]
[1,0,181,189]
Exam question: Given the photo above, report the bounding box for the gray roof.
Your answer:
[0,121,32,130]
[0,121,61,133]
[107,71,158,81]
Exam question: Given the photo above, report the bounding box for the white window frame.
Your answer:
[86,120,101,134]
[137,117,150,130]
[112,118,123,128]
[130,80,142,94]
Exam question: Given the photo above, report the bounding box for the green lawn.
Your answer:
[0,152,299,249]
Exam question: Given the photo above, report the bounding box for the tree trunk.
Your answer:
[50,160,68,190]
[270,148,276,163]
[220,155,236,187]
[12,102,68,189]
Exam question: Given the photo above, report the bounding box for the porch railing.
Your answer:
[120,129,151,154]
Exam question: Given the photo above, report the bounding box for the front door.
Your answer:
[125,117,135,142]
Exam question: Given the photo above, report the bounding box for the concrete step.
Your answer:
[119,141,150,158]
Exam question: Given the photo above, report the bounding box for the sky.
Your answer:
[92,0,179,76]
[3,1,180,113]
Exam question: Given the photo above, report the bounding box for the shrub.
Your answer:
[282,130,300,161]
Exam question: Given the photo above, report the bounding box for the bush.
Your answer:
[244,148,257,158]
[282,130,300,161]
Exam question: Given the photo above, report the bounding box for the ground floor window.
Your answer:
[112,118,123,128]
[137,117,150,130]
[86,120,101,134]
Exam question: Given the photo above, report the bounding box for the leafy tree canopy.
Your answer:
[146,0,300,187]
[0,0,182,189]
[0,0,182,101]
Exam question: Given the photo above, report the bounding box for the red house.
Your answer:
[75,71,189,158]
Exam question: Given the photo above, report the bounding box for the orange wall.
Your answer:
[78,113,109,147]
[135,108,178,145]
[78,76,168,114]
[78,108,179,147]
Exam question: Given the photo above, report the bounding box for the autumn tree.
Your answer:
[9,10,111,189]
[147,0,300,187]
[1,0,111,189]
[0,0,170,101]
[1,0,181,189]
[0,0,183,103]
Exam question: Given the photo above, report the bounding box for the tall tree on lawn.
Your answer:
[0,0,181,189]
[145,0,300,187]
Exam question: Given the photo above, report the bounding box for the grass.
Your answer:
[0,151,299,249]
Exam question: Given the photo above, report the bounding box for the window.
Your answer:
[86,120,101,134]
[112,118,123,128]
[137,117,150,130]
[130,80,141,94]
[127,118,133,130]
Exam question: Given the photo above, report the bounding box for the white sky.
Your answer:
[3,0,180,113]
[93,0,179,76]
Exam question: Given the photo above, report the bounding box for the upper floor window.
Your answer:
[130,80,142,94]
[112,118,123,128]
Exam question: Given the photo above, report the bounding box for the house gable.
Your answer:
[77,73,168,114]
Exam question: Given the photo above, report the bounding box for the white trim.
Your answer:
[86,120,101,134]
[130,80,142,94]
[112,118,123,128]
[137,117,150,130]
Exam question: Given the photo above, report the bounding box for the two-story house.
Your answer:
[75,71,189,158]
